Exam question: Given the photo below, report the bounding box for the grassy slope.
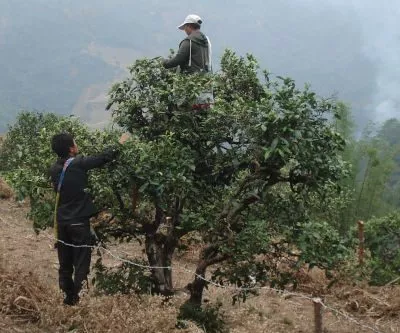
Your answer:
[0,197,399,333]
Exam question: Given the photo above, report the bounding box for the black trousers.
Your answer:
[57,220,92,297]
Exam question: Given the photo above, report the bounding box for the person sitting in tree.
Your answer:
[163,14,212,74]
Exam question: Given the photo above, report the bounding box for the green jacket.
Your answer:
[163,31,211,74]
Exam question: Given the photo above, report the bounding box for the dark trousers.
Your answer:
[57,220,92,297]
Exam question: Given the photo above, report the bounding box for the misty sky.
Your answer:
[1,0,399,129]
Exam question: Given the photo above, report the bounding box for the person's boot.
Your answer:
[63,293,79,306]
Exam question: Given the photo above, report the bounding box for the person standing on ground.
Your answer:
[49,132,129,305]
[163,14,212,74]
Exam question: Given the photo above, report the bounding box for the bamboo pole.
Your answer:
[358,220,365,265]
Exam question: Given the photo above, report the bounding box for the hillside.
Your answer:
[0,194,399,333]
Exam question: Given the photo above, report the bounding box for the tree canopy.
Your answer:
[3,50,398,330]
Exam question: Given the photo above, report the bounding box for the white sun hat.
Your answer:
[177,14,203,30]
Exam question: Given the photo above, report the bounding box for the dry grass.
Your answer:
[0,260,202,333]
[1,254,400,333]
[334,286,400,318]
[0,178,13,199]
[1,198,400,333]
[0,266,48,324]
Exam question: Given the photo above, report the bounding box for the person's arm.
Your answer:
[77,133,130,171]
[77,148,118,171]
[163,39,190,69]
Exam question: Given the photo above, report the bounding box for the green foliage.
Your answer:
[0,112,121,230]
[296,221,354,271]
[331,114,400,232]
[364,213,400,285]
[307,183,355,232]
[354,137,398,221]
[177,302,228,333]
[378,118,400,146]
[107,51,355,300]
[1,50,352,304]
[92,258,153,295]
[0,112,60,172]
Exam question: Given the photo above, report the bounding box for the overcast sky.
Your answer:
[316,0,400,124]
[350,0,400,122]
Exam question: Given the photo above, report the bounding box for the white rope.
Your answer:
[320,301,383,333]
[44,234,389,333]
[189,39,192,68]
[206,36,212,73]
[0,216,385,333]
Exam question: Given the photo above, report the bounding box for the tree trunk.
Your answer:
[187,260,208,306]
[356,157,371,219]
[186,252,228,306]
[145,233,175,295]
[144,204,179,295]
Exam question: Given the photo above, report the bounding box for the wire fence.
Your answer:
[0,215,388,333]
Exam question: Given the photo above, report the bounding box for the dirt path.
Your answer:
[1,198,399,333]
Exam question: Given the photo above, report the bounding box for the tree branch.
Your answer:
[205,254,229,267]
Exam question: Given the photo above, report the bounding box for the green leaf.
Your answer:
[270,138,279,151]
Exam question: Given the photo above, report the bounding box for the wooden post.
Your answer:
[358,220,365,265]
[313,298,323,333]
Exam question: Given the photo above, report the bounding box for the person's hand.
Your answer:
[119,133,130,145]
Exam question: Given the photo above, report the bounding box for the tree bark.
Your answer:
[187,260,208,306]
[187,253,228,306]
[131,184,139,214]
[144,204,180,295]
[145,233,175,294]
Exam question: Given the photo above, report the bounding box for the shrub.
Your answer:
[364,212,400,285]
[178,302,228,333]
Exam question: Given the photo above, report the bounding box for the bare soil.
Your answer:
[0,198,399,333]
